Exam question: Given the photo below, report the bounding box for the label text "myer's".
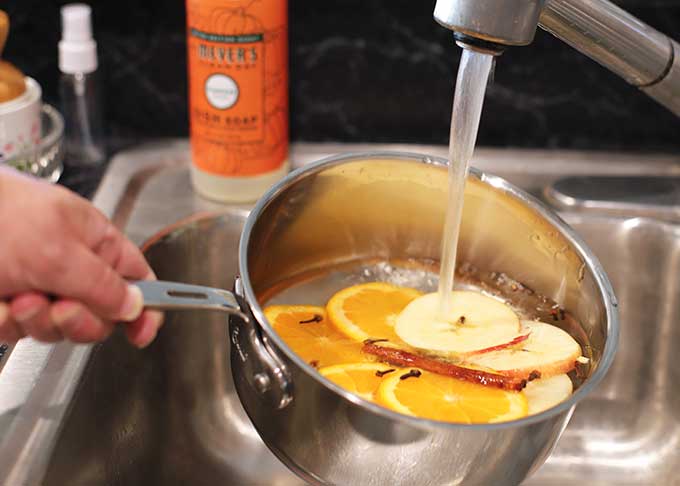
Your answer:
[191,28,262,64]
[198,44,258,63]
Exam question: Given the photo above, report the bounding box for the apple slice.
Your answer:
[465,320,582,380]
[395,291,521,356]
[522,374,573,415]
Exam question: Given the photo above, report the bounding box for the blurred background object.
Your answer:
[2,0,678,156]
[0,9,26,103]
[0,8,63,182]
[58,3,106,168]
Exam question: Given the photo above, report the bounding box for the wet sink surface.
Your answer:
[525,215,680,485]
[25,142,680,485]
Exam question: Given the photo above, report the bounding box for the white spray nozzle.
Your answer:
[62,4,93,42]
[59,3,98,74]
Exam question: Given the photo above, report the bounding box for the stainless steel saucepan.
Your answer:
[135,152,619,486]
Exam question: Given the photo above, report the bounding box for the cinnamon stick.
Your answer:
[363,343,528,391]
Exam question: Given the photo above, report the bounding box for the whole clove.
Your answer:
[375,368,396,377]
[457,315,466,324]
[400,369,422,380]
[362,342,528,391]
[309,360,319,368]
[528,370,541,381]
[299,314,323,324]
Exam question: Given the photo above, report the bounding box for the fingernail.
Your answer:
[121,285,144,321]
[136,328,158,349]
[14,305,41,323]
[144,269,157,280]
[52,304,80,325]
[148,310,164,330]
[133,311,164,349]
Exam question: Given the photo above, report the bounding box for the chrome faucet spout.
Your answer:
[434,0,680,116]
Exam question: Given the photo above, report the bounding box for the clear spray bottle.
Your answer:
[58,3,105,167]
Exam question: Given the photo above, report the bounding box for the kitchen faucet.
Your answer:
[434,0,680,116]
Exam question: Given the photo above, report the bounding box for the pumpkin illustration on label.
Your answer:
[186,0,288,200]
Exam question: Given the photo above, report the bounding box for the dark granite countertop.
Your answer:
[5,0,680,156]
[16,0,673,198]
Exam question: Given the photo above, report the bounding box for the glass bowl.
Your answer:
[2,104,64,182]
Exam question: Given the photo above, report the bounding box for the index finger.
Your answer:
[37,242,144,322]
[60,196,152,280]
[91,222,154,280]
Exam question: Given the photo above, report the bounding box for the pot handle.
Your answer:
[133,280,250,321]
[230,277,294,410]
[133,279,293,409]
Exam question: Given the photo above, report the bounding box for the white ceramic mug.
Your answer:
[0,77,42,164]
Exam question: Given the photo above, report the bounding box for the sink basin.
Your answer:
[43,210,304,486]
[42,210,303,486]
[524,214,680,485]
[2,142,679,485]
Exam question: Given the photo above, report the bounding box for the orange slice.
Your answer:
[326,282,422,343]
[265,305,366,368]
[377,369,528,424]
[319,362,401,401]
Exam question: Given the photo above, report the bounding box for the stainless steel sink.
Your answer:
[1,141,679,486]
[525,214,680,485]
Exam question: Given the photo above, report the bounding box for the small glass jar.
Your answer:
[2,104,64,182]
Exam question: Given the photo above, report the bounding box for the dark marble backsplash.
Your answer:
[4,0,680,152]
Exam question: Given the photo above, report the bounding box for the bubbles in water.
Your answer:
[352,261,438,291]
[266,261,441,306]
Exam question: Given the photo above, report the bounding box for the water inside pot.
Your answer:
[259,257,592,393]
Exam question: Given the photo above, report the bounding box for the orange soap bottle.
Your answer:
[186,0,288,202]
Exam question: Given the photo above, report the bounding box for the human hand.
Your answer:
[0,167,163,347]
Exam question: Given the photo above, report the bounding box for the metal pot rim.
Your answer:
[239,150,619,430]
